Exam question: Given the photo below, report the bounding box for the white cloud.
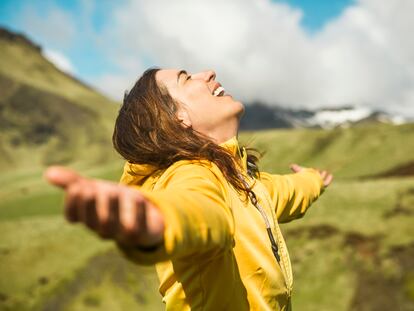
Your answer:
[97,0,414,116]
[94,73,136,100]
[43,49,76,74]
[19,6,76,48]
[93,56,148,100]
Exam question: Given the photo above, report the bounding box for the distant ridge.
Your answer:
[0,26,100,94]
[240,102,410,130]
[0,26,41,52]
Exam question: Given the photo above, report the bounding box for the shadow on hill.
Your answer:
[366,161,414,179]
[285,220,414,310]
[0,73,113,168]
[349,241,414,311]
[383,187,414,219]
[40,249,162,311]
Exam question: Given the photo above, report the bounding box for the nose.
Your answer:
[204,70,216,81]
[191,70,216,82]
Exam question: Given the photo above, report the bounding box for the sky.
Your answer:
[1,0,413,117]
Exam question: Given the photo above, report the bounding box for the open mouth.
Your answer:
[213,86,225,97]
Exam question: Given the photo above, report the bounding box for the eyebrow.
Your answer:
[177,70,187,83]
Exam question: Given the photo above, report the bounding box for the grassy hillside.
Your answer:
[283,177,414,310]
[0,28,117,120]
[240,122,414,179]
[0,123,413,310]
[0,28,119,172]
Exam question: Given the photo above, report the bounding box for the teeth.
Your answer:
[213,86,225,97]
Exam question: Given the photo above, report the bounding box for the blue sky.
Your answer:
[0,0,354,81]
[278,0,355,30]
[280,0,355,31]
[0,0,122,78]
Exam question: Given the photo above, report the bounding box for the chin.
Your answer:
[221,96,244,120]
[234,100,245,118]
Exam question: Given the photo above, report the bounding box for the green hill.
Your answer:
[240,122,414,179]
[0,27,119,172]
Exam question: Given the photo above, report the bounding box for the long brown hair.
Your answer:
[112,68,260,197]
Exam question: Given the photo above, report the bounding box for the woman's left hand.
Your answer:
[289,163,333,188]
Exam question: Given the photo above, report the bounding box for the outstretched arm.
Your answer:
[45,166,165,248]
[260,163,333,223]
[45,163,234,264]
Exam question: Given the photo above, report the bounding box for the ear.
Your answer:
[177,109,192,128]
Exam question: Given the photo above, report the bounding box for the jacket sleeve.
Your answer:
[259,168,325,224]
[117,163,234,265]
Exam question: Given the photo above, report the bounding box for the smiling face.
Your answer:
[155,69,244,144]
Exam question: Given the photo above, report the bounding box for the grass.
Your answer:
[0,159,124,221]
[288,235,356,311]
[0,216,111,310]
[0,124,413,310]
[0,216,163,311]
[240,123,414,179]
[281,177,414,310]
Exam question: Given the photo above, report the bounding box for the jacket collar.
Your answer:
[219,136,248,171]
[121,136,247,186]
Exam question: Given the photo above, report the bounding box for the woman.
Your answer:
[46,68,333,310]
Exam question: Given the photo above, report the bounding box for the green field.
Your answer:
[0,160,164,311]
[1,124,414,311]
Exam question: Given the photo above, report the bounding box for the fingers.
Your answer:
[96,186,119,239]
[62,178,154,246]
[319,170,333,188]
[57,172,163,247]
[65,180,123,239]
[289,163,303,173]
[65,182,82,222]
[289,163,334,188]
[44,166,82,189]
[323,173,334,187]
[79,186,99,231]
[118,191,146,245]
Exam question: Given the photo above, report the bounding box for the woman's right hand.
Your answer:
[44,166,165,248]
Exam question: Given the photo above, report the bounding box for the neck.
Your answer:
[207,119,239,144]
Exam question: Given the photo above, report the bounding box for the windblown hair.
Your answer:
[112,68,260,197]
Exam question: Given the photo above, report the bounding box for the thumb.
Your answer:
[44,166,82,189]
[289,163,303,173]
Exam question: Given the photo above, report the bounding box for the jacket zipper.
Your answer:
[239,174,292,296]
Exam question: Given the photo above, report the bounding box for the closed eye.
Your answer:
[186,75,192,81]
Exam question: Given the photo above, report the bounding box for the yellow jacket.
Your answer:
[119,136,325,310]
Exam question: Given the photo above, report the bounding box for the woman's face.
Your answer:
[156,69,244,144]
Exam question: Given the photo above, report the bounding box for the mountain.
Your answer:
[240,102,409,130]
[0,27,119,171]
[304,105,408,129]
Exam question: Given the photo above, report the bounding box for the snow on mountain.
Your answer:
[306,106,408,129]
[240,103,409,130]
[307,107,371,128]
